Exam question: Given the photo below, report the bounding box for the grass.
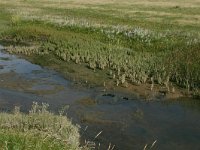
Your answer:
[0,0,199,97]
[0,102,91,150]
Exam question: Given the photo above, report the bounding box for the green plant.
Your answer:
[10,15,21,26]
[0,102,82,150]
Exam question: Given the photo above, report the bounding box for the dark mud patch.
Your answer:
[0,65,4,69]
[77,97,97,106]
[102,93,115,97]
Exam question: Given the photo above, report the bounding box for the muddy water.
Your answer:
[0,45,200,150]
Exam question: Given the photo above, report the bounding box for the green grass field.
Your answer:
[0,0,199,96]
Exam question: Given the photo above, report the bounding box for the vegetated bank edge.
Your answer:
[0,14,199,100]
[0,102,93,150]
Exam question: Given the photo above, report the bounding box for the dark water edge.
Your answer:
[0,46,200,150]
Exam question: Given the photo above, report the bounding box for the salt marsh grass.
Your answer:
[0,0,199,95]
[0,102,83,149]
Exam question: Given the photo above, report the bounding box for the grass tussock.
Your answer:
[0,102,84,150]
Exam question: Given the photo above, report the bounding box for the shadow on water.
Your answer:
[0,45,200,150]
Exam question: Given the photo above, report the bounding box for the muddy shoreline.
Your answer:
[1,44,195,101]
[1,45,200,150]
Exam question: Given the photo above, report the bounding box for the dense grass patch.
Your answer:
[0,102,85,150]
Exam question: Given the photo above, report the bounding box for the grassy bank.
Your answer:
[0,102,88,150]
[0,0,199,98]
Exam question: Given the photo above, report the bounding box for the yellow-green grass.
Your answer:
[1,0,200,31]
[0,102,86,150]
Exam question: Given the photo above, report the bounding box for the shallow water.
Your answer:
[0,46,200,150]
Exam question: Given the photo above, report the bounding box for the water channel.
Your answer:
[0,45,200,150]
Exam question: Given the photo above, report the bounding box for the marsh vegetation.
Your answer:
[0,0,199,97]
[0,8,200,148]
[0,102,83,150]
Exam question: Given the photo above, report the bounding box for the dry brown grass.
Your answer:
[1,0,199,27]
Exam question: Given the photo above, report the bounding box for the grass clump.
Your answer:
[0,102,83,150]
